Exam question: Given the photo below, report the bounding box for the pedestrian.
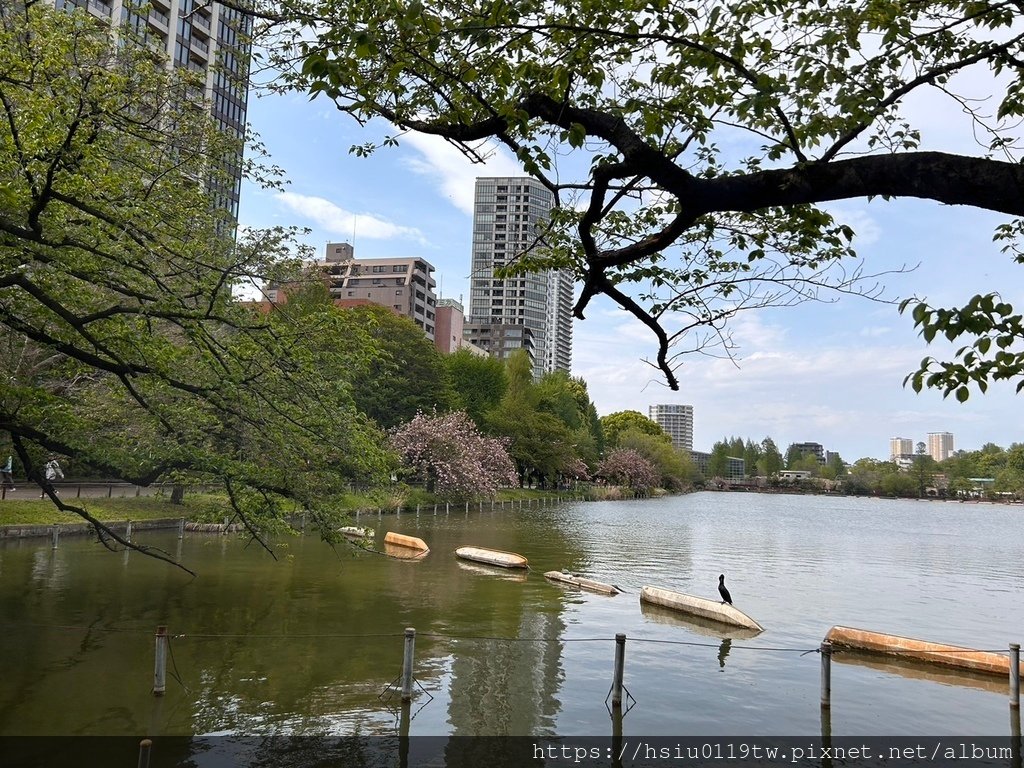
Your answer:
[1,455,14,493]
[42,457,64,497]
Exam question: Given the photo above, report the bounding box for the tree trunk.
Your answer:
[170,485,185,505]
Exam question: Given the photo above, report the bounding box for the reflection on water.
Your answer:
[0,493,1021,739]
[717,638,731,669]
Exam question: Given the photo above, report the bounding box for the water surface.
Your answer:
[0,493,1020,737]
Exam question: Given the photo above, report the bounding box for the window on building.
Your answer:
[392,265,405,272]
[396,289,403,295]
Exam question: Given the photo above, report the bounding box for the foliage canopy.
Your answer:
[0,6,390,567]
[260,0,1024,396]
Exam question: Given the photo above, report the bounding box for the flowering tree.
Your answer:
[389,411,518,498]
[561,457,591,485]
[597,449,660,493]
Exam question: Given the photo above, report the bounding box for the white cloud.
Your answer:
[400,134,522,215]
[275,192,426,244]
[823,204,882,247]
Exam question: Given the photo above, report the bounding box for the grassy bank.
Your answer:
[0,494,232,527]
[0,486,583,528]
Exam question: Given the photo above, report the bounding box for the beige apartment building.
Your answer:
[927,432,955,462]
[317,242,438,340]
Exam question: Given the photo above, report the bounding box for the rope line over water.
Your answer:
[0,621,1014,655]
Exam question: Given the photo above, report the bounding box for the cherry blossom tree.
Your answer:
[597,449,660,494]
[389,411,518,498]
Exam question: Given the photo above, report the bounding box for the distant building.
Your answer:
[264,242,439,339]
[463,321,536,360]
[890,436,916,471]
[648,404,694,451]
[690,451,745,481]
[890,437,914,459]
[434,299,486,356]
[778,470,813,482]
[928,432,954,462]
[791,442,825,464]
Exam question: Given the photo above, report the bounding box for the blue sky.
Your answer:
[238,85,1023,463]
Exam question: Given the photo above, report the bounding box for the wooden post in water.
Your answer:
[1011,643,1021,709]
[401,627,416,702]
[445,502,449,515]
[464,501,469,515]
[51,524,59,549]
[126,520,133,543]
[416,504,420,517]
[153,625,168,696]
[479,500,483,512]
[138,739,153,768]
[820,641,832,708]
[177,517,185,539]
[611,633,626,709]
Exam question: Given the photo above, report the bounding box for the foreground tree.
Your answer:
[0,6,391,567]
[390,411,518,498]
[265,0,1024,395]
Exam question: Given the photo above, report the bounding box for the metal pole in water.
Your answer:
[611,633,626,709]
[401,627,416,702]
[1011,643,1021,709]
[153,625,168,696]
[820,641,832,708]
[51,524,59,550]
[138,739,153,768]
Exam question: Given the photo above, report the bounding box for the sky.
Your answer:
[237,78,1024,464]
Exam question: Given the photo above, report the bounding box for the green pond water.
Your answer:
[0,493,1021,745]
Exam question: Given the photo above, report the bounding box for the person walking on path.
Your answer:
[42,457,63,498]
[1,455,14,492]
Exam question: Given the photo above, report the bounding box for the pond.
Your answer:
[0,492,1021,745]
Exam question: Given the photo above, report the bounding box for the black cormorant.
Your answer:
[718,574,732,605]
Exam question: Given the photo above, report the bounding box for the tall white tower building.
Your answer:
[648,404,694,451]
[466,177,573,376]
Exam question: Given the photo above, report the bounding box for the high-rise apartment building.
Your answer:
[927,432,954,462]
[648,404,694,451]
[51,0,251,219]
[467,177,573,377]
[890,437,914,460]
